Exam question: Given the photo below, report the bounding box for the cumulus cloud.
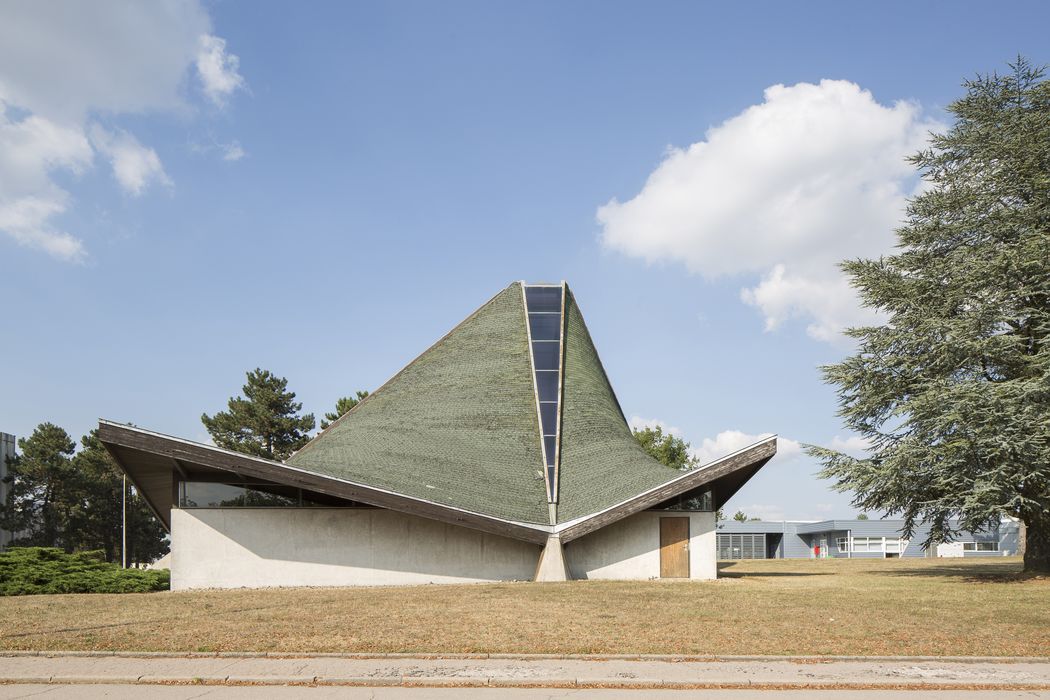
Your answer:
[0,107,93,260]
[628,415,682,436]
[828,434,872,456]
[196,34,246,106]
[598,79,942,342]
[691,429,801,465]
[222,141,246,162]
[90,125,171,196]
[0,2,244,260]
[630,416,802,466]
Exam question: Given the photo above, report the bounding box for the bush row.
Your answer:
[0,547,169,595]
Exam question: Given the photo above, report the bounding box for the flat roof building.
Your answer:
[716,518,1019,560]
[100,282,777,589]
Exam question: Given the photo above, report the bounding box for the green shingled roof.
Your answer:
[287,281,682,526]
[556,288,681,522]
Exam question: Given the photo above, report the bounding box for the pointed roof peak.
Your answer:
[99,281,777,543]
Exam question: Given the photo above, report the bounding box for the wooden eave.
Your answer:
[555,436,778,543]
[98,420,776,549]
[97,420,552,545]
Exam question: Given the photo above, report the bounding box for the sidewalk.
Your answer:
[2,653,1050,690]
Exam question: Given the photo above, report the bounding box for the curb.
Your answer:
[2,651,1048,663]
[2,677,1049,691]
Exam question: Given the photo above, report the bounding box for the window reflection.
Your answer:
[178,481,368,508]
[528,314,562,341]
[524,286,562,312]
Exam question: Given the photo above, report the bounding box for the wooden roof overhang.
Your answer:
[98,420,775,548]
[97,420,553,545]
[554,436,777,543]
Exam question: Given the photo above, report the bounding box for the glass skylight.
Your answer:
[524,283,564,503]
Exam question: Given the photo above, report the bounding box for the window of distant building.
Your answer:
[963,541,998,551]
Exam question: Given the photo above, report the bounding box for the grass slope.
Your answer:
[0,557,1046,656]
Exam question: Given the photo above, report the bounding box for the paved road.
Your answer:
[0,688,1049,699]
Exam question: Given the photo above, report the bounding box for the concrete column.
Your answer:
[534,534,569,582]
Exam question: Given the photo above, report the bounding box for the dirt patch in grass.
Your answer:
[0,556,1046,656]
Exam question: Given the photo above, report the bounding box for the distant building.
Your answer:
[0,432,14,550]
[716,518,1019,560]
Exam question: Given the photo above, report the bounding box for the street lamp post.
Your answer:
[121,475,127,569]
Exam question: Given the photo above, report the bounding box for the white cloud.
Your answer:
[628,415,682,436]
[828,434,871,457]
[222,141,246,162]
[0,2,210,121]
[691,429,801,465]
[0,107,93,260]
[90,125,171,196]
[740,264,884,342]
[196,34,246,106]
[630,417,802,467]
[598,79,942,342]
[0,2,243,260]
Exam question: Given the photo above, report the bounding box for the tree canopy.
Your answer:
[807,58,1050,572]
[0,423,166,564]
[633,425,699,471]
[319,390,370,430]
[201,368,316,461]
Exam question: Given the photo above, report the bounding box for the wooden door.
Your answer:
[659,517,690,578]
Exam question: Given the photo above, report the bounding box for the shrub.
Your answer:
[0,547,169,595]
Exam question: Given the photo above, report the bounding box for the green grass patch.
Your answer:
[0,547,169,595]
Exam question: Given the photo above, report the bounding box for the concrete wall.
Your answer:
[173,506,721,589]
[564,511,716,581]
[0,433,14,550]
[171,507,540,590]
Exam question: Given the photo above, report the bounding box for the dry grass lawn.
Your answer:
[0,556,1047,656]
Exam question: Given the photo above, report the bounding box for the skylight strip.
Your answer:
[522,282,566,506]
[522,283,554,504]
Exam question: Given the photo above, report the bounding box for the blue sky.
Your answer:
[1,1,1046,520]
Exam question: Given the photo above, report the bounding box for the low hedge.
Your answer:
[0,547,169,595]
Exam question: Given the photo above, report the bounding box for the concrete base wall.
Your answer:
[171,508,540,590]
[171,507,719,589]
[564,511,716,581]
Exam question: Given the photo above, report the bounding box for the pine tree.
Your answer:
[319,390,370,430]
[201,368,316,460]
[808,58,1050,573]
[71,431,168,564]
[0,423,77,548]
[0,424,168,563]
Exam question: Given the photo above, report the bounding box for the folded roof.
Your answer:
[99,281,777,542]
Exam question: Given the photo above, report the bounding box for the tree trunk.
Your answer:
[1023,510,1050,574]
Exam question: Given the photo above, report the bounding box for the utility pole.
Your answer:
[121,475,127,569]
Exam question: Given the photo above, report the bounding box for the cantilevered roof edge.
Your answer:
[98,420,552,545]
[554,436,778,543]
